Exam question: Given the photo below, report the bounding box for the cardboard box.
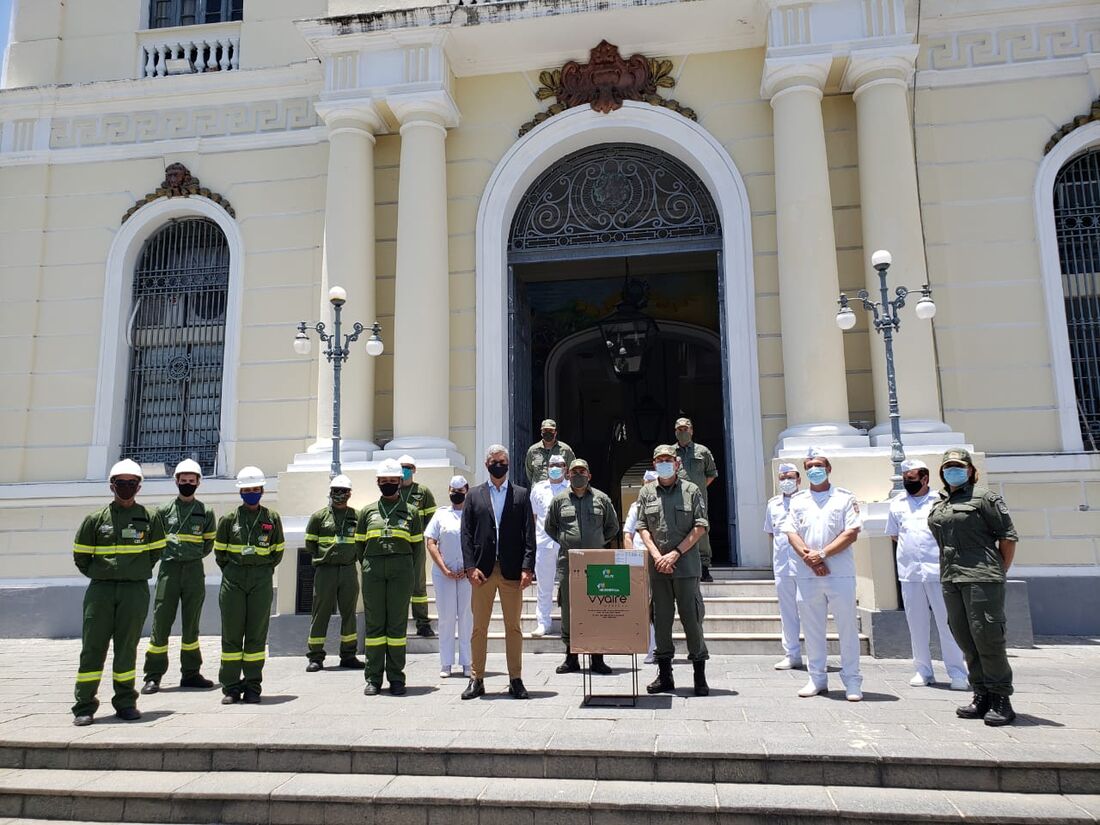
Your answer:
[568,548,650,654]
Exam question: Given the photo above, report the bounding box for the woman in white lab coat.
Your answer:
[425,476,473,678]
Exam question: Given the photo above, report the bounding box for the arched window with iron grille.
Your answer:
[122,218,230,474]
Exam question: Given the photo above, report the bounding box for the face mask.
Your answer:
[378,481,401,497]
[330,489,351,504]
[903,479,924,496]
[570,475,589,490]
[675,431,691,446]
[176,482,198,498]
[548,467,565,482]
[240,491,263,506]
[402,467,413,482]
[487,462,509,479]
[112,480,140,500]
[655,461,676,480]
[541,430,555,441]
[806,466,829,485]
[449,491,466,505]
[778,479,798,496]
[943,467,970,487]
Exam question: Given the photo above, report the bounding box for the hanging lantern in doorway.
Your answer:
[597,275,659,379]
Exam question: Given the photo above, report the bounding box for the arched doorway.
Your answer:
[507,143,735,562]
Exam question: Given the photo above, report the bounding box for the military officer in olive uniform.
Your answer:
[142,458,216,695]
[525,419,575,485]
[636,445,711,696]
[543,459,621,676]
[927,448,1020,726]
[72,459,167,726]
[305,474,363,672]
[398,454,437,638]
[674,418,719,582]
[356,459,423,695]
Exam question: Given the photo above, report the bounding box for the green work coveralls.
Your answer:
[543,486,620,651]
[399,482,436,632]
[213,505,284,697]
[636,478,710,663]
[676,441,718,567]
[72,502,166,718]
[143,497,215,683]
[928,483,1019,697]
[356,498,422,687]
[305,504,360,663]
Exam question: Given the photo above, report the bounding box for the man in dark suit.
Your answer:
[460,444,536,699]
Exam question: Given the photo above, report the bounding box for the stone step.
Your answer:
[405,633,870,656]
[0,769,1095,823]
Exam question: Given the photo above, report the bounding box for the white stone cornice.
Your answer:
[840,44,920,93]
[387,89,460,130]
[314,98,388,136]
[760,55,832,100]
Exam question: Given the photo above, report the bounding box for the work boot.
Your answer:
[179,674,214,689]
[693,660,710,696]
[363,683,381,696]
[590,655,612,675]
[416,625,436,638]
[389,682,407,696]
[956,691,992,719]
[242,690,261,704]
[700,566,714,583]
[556,653,580,674]
[221,693,240,705]
[339,657,364,669]
[140,680,159,695]
[983,694,1017,727]
[646,659,675,694]
[73,715,94,727]
[306,661,323,673]
[115,707,142,722]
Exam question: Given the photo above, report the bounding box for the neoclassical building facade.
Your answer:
[1,0,1099,638]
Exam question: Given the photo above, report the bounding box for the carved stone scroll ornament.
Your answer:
[519,40,697,137]
[1046,96,1100,155]
[122,162,236,224]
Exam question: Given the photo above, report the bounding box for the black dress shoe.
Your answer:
[461,678,485,700]
[179,674,214,689]
[242,690,261,704]
[339,657,364,669]
[221,693,240,705]
[306,661,323,673]
[508,678,530,700]
[363,683,381,696]
[389,682,407,696]
[555,653,580,674]
[416,625,436,638]
[140,680,159,695]
[115,707,142,721]
[73,714,94,727]
[590,655,612,675]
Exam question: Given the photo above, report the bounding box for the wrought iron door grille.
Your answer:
[1055,148,1100,450]
[122,218,229,474]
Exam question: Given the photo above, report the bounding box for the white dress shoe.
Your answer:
[439,669,450,679]
[531,625,548,638]
[797,681,827,698]
[909,673,931,687]
[846,688,863,702]
[774,657,803,671]
[949,677,970,691]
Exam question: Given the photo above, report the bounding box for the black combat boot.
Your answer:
[693,660,710,696]
[956,691,992,719]
[589,655,612,675]
[700,566,714,583]
[646,659,675,694]
[556,653,580,674]
[983,694,1016,726]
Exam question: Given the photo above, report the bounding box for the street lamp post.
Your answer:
[835,250,937,495]
[294,286,384,478]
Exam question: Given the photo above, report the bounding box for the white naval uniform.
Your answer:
[424,506,472,671]
[530,478,569,630]
[783,486,863,691]
[764,493,802,661]
[885,490,968,683]
[623,500,657,658]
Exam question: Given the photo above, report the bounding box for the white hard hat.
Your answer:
[174,458,203,478]
[235,466,266,488]
[398,454,416,467]
[330,474,353,489]
[109,459,144,480]
[377,459,403,478]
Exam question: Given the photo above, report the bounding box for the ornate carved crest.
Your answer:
[519,41,696,137]
[1046,96,1100,154]
[122,163,236,224]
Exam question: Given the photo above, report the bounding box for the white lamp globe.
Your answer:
[293,334,311,355]
[836,307,857,331]
[871,249,892,268]
[915,296,937,320]
[365,337,384,357]
[328,285,347,304]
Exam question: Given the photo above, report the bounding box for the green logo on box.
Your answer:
[586,564,630,597]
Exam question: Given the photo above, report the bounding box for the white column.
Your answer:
[383,96,463,465]
[763,59,865,451]
[844,50,961,446]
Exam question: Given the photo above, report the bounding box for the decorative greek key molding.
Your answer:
[920,19,1100,72]
[49,98,319,150]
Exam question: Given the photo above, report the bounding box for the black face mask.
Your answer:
[449,492,466,505]
[177,483,198,498]
[903,479,924,496]
[487,463,509,479]
[330,489,351,504]
[378,482,401,497]
[541,430,555,441]
[112,480,140,500]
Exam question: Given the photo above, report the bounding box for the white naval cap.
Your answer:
[806,447,829,461]
[900,459,928,473]
[449,475,469,489]
[777,462,798,474]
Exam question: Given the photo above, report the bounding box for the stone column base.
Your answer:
[867,418,966,448]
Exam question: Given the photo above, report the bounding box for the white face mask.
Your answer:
[778,478,798,496]
[655,461,676,480]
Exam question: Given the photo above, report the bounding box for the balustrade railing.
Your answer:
[138,23,240,79]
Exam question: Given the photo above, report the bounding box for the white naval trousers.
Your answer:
[901,580,968,682]
[431,568,472,670]
[796,576,861,690]
[775,575,802,660]
[534,540,558,630]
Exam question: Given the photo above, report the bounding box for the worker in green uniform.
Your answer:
[525,419,576,485]
[305,474,363,672]
[356,458,423,696]
[72,459,166,726]
[637,445,711,697]
[543,458,620,676]
[398,454,437,638]
[674,417,719,582]
[927,448,1020,726]
[141,458,216,694]
[214,466,285,705]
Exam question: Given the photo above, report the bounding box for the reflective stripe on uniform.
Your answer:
[214,543,285,556]
[420,506,437,517]
[355,528,415,542]
[75,670,102,683]
[112,670,136,682]
[386,637,407,647]
[73,540,167,555]
[145,643,169,655]
[241,651,266,662]
[180,640,201,651]
[202,532,217,540]
[221,652,243,662]
[173,534,205,544]
[364,636,386,647]
[410,595,429,604]
[340,633,357,643]
[307,637,326,645]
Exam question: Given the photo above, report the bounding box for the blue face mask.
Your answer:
[943,467,970,487]
[240,491,263,506]
[806,466,829,485]
[548,467,565,482]
[402,467,413,482]
[655,461,676,480]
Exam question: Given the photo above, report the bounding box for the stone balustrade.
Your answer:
[138,23,240,79]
